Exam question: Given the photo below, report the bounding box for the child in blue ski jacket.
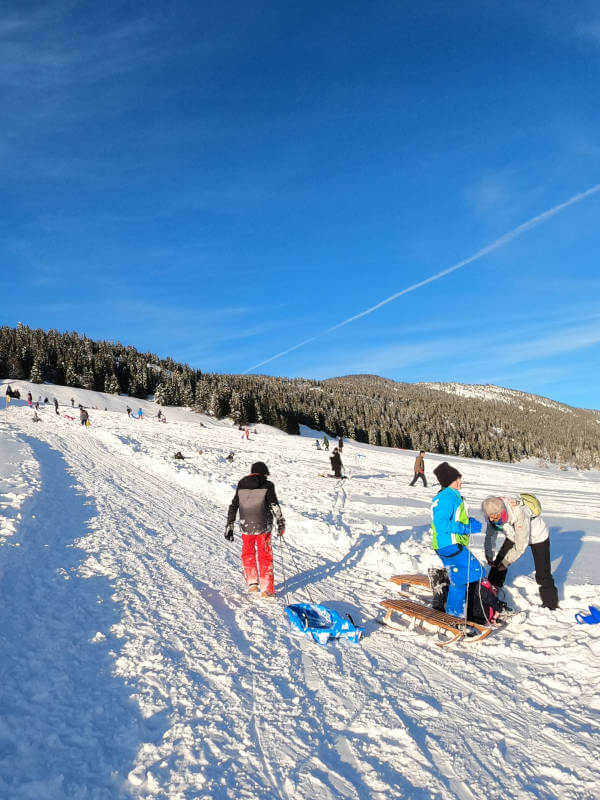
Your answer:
[431,462,483,618]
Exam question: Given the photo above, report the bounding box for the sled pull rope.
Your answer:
[282,537,315,604]
[279,536,290,606]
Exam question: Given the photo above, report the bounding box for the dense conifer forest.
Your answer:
[2,324,599,468]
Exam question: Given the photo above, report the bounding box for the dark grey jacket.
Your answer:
[227,474,284,535]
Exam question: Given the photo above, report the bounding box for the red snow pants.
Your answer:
[241,532,274,594]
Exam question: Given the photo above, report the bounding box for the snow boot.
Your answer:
[456,624,479,638]
[261,591,276,600]
[428,567,450,612]
[248,584,259,593]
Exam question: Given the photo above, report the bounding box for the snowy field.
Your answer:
[1,379,599,800]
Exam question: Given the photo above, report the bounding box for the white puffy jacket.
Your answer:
[484,497,549,567]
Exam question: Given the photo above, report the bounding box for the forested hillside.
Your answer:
[1,325,599,468]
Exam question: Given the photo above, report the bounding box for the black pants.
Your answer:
[467,581,505,624]
[488,538,558,610]
[409,471,427,487]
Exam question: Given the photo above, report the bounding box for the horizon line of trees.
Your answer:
[1,324,598,469]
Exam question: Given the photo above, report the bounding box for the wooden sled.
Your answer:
[379,597,492,647]
[389,574,430,592]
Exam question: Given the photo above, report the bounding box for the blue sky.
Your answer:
[2,1,600,409]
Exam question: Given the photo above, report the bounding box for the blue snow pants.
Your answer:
[435,544,484,617]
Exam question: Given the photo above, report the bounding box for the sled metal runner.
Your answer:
[380,597,492,647]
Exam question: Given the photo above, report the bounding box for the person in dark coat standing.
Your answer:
[80,407,89,426]
[338,436,344,452]
[410,451,427,487]
[226,461,285,598]
[330,448,343,479]
[53,397,59,415]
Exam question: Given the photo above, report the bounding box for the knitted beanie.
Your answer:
[481,496,504,517]
[251,461,269,475]
[433,462,461,488]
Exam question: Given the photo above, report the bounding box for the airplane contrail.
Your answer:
[243,182,600,374]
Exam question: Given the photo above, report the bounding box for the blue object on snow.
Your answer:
[575,605,600,625]
[284,603,365,645]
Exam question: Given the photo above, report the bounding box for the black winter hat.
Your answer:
[433,461,461,488]
[251,461,269,475]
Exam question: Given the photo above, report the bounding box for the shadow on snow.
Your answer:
[0,436,168,799]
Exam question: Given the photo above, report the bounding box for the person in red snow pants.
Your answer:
[225,461,285,598]
[241,532,274,594]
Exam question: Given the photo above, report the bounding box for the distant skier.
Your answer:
[225,461,285,598]
[409,451,427,487]
[226,451,235,462]
[71,397,75,408]
[482,495,559,610]
[27,392,32,407]
[323,436,329,451]
[53,397,59,415]
[338,436,344,452]
[315,439,321,450]
[157,409,162,420]
[330,447,343,479]
[126,406,132,417]
[80,407,89,426]
[137,408,143,419]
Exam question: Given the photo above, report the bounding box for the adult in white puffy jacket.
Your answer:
[482,496,558,610]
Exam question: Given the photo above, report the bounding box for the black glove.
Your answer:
[278,519,285,537]
[224,526,234,542]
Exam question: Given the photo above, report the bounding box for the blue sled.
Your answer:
[285,603,365,646]
[575,605,600,625]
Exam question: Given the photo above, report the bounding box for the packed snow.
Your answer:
[1,379,599,800]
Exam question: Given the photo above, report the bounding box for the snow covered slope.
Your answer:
[1,380,599,799]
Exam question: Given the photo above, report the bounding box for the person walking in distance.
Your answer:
[330,447,343,479]
[225,461,285,598]
[409,450,427,487]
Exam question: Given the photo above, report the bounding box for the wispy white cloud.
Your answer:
[0,4,166,90]
[243,183,600,373]
[285,307,600,386]
[498,320,600,365]
[573,16,600,47]
[465,171,518,217]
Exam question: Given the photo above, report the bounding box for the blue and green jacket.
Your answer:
[431,487,471,550]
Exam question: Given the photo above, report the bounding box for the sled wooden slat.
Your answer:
[389,574,430,589]
[380,597,492,647]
